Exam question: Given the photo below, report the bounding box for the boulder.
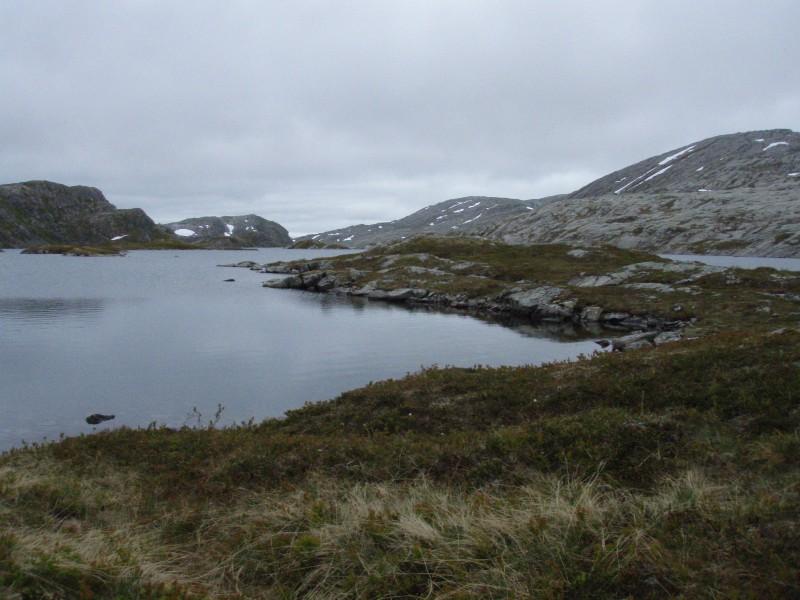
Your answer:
[86,413,115,425]
[611,331,659,352]
[316,275,339,291]
[218,260,259,268]
[263,275,303,289]
[580,306,603,321]
[263,262,297,274]
[654,331,683,345]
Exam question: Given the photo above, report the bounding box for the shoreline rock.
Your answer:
[261,266,686,336]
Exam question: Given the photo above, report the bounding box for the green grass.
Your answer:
[2,330,800,597]
[4,236,800,597]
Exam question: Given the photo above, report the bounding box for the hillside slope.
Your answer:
[488,129,800,256]
[297,196,549,248]
[0,181,167,247]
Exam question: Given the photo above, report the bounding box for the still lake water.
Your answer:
[663,254,800,271]
[0,249,603,451]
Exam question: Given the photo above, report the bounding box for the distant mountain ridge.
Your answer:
[164,214,291,247]
[0,181,293,249]
[297,128,799,257]
[0,180,167,247]
[296,196,557,248]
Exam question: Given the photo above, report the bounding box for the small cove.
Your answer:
[1,249,600,450]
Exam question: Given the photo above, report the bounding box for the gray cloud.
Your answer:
[1,1,798,235]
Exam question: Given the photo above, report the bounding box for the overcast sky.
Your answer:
[1,1,798,235]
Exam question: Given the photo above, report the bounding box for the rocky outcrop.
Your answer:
[0,180,168,248]
[487,189,800,257]
[258,259,687,333]
[165,214,291,247]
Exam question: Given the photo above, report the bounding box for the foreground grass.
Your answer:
[2,330,800,597]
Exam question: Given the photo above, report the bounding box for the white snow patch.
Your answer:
[174,229,196,237]
[378,225,383,229]
[614,177,628,183]
[226,223,235,235]
[525,206,534,210]
[110,234,128,241]
[450,225,459,229]
[696,166,704,172]
[763,142,789,151]
[436,215,446,220]
[615,167,659,194]
[788,173,800,177]
[428,222,434,226]
[754,138,765,142]
[658,145,695,165]
[312,234,320,240]
[342,235,354,242]
[462,213,482,225]
[643,164,672,182]
[452,208,464,213]
[698,189,711,192]
[466,201,481,209]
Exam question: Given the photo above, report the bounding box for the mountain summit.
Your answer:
[165,214,291,247]
[571,129,799,198]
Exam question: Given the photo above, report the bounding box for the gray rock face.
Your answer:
[490,188,800,257]
[165,214,291,247]
[0,180,167,247]
[486,129,800,257]
[295,196,555,248]
[571,129,800,198]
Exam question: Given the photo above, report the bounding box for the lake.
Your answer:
[0,249,602,451]
[663,254,800,271]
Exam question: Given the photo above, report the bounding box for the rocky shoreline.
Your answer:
[265,260,683,337]
[220,255,702,351]
[222,236,800,351]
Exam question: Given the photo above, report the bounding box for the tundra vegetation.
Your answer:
[2,237,800,598]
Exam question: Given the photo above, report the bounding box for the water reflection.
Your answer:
[0,297,106,321]
[305,291,604,340]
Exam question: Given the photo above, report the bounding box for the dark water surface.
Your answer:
[0,249,602,450]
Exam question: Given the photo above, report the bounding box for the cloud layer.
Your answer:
[1,1,798,235]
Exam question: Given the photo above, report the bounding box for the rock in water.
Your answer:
[86,413,115,425]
